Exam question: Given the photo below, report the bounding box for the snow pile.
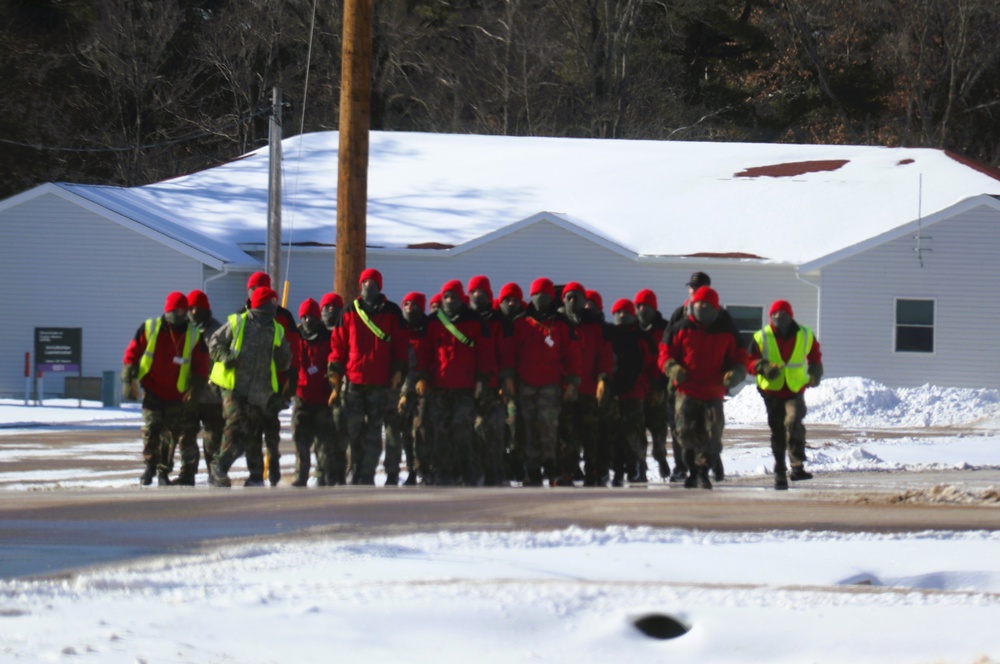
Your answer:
[726,377,1000,428]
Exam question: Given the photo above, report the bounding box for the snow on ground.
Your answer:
[2,378,1000,662]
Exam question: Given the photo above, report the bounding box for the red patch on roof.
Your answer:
[684,252,765,259]
[407,242,454,250]
[735,160,849,178]
[898,158,915,165]
[944,151,1000,182]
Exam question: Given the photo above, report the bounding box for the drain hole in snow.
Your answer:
[632,613,689,640]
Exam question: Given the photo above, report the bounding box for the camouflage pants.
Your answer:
[185,402,224,473]
[215,391,268,476]
[674,392,724,470]
[245,395,284,483]
[665,382,686,474]
[342,383,389,484]
[643,387,669,468]
[557,394,601,482]
[385,391,426,480]
[381,387,405,482]
[142,396,198,474]
[612,398,646,481]
[518,383,562,477]
[292,397,336,483]
[476,395,506,486]
[428,388,476,486]
[763,391,808,473]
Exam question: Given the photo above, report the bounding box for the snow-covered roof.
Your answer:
[53,132,1000,265]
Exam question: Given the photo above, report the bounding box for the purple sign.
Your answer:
[35,328,82,373]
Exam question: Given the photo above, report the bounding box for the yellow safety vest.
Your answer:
[754,325,813,393]
[137,318,199,392]
[209,312,285,393]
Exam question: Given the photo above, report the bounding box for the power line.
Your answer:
[0,107,272,154]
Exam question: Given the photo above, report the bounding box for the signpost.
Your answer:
[34,327,83,407]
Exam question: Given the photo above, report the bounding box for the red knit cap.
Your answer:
[467,275,493,299]
[530,277,555,299]
[247,271,271,289]
[769,299,794,318]
[429,293,443,308]
[611,298,635,317]
[440,279,465,298]
[164,291,188,313]
[634,288,658,310]
[585,289,604,312]
[562,281,586,297]
[320,292,344,310]
[187,289,210,310]
[359,268,383,291]
[499,282,523,302]
[402,292,426,312]
[299,297,321,319]
[250,287,278,309]
[691,286,720,309]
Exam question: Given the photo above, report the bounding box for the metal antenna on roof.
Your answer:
[914,173,931,267]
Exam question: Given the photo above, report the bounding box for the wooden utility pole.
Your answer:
[334,0,373,303]
[267,86,283,293]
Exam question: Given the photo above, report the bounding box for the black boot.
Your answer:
[291,474,308,488]
[267,455,281,487]
[385,473,399,487]
[657,458,670,481]
[208,461,231,488]
[157,467,172,486]
[789,466,813,481]
[669,469,688,484]
[695,466,712,490]
[775,472,789,490]
[176,466,196,486]
[139,465,156,486]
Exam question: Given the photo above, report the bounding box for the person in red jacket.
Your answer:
[748,300,824,490]
[468,275,515,486]
[328,268,409,485]
[609,298,658,487]
[123,291,210,486]
[416,279,496,486]
[659,286,747,490]
[243,271,301,486]
[290,298,335,487]
[555,281,613,487]
[512,277,580,486]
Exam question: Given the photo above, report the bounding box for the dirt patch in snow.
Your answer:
[855,484,1000,505]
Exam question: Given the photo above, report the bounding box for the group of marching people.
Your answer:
[123,268,823,491]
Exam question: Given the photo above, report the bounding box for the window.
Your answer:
[726,305,763,349]
[895,299,934,353]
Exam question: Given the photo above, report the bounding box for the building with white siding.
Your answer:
[2,131,999,397]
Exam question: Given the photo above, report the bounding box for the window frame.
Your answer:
[726,304,765,350]
[893,297,936,354]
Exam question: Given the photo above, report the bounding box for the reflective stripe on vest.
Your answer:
[355,302,391,342]
[754,325,813,393]
[436,309,474,346]
[137,318,199,392]
[209,313,285,392]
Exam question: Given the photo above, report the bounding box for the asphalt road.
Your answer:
[2,426,999,579]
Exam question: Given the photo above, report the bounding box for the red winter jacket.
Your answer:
[610,322,657,401]
[567,311,613,396]
[659,315,748,402]
[296,330,333,405]
[417,307,497,389]
[747,321,823,399]
[123,318,210,402]
[329,296,409,387]
[511,305,580,388]
[476,309,515,388]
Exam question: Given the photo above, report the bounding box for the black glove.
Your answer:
[755,360,782,380]
[223,352,239,369]
[722,364,746,388]
[808,363,824,387]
